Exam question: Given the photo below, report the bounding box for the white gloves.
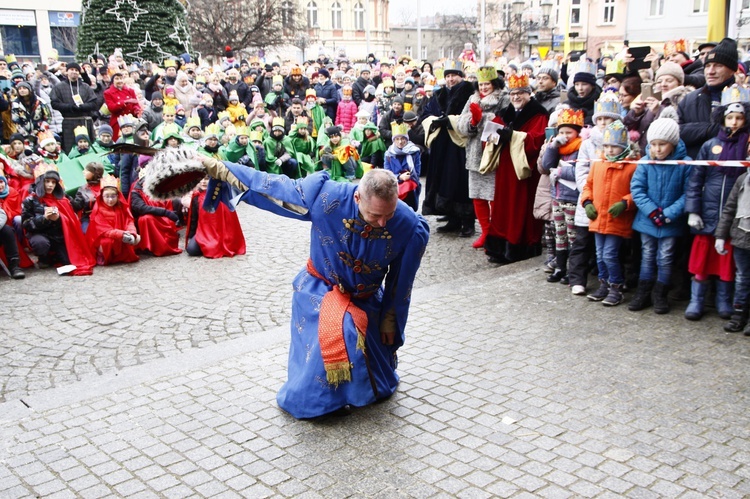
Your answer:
[715,238,728,255]
[688,213,705,231]
[549,168,559,185]
[554,134,569,146]
[275,159,282,166]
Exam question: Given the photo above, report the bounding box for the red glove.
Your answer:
[469,102,482,126]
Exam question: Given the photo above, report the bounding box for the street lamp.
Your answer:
[507,0,554,58]
[541,0,554,54]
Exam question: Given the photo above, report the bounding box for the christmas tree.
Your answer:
[77,0,192,64]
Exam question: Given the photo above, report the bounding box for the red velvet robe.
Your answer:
[86,190,139,265]
[0,185,34,268]
[188,189,246,258]
[36,192,95,275]
[103,85,141,140]
[132,185,182,256]
[488,102,548,246]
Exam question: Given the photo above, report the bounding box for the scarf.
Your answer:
[559,136,583,156]
[386,142,421,173]
[707,76,736,107]
[718,127,749,162]
[0,175,8,198]
[203,143,220,154]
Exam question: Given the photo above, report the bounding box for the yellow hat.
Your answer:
[390,121,409,139]
[250,130,264,142]
[186,116,201,130]
[162,105,176,115]
[234,124,249,137]
[204,123,221,139]
[272,117,286,130]
[476,66,498,84]
[557,108,585,129]
[507,74,530,91]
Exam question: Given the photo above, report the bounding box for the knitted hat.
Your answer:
[655,61,685,85]
[318,68,330,79]
[326,125,342,136]
[364,84,376,95]
[537,66,559,83]
[647,118,680,146]
[98,124,114,137]
[66,62,81,72]
[706,37,739,72]
[151,91,164,102]
[573,71,597,86]
[403,111,418,122]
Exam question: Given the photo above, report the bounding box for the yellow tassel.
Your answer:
[356,329,366,353]
[325,363,352,386]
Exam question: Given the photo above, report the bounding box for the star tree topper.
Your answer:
[105,0,148,35]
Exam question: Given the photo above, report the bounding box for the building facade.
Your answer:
[624,0,716,53]
[0,0,81,63]
[390,16,479,66]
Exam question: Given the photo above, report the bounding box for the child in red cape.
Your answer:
[184,176,246,258]
[21,167,95,275]
[87,174,140,265]
[129,170,182,257]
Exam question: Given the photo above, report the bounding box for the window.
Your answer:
[603,0,615,23]
[331,2,342,29]
[693,0,708,13]
[0,26,39,58]
[50,26,76,57]
[744,0,750,9]
[448,47,455,59]
[570,0,581,25]
[307,1,318,27]
[354,2,365,30]
[439,46,445,59]
[282,1,295,29]
[502,2,512,29]
[649,0,664,16]
[405,46,412,57]
[421,46,427,59]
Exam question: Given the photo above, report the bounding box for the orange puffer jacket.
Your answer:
[581,157,638,238]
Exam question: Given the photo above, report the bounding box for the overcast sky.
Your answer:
[388,0,472,22]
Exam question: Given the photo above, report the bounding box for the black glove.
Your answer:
[165,210,179,223]
[237,154,251,166]
[434,115,449,127]
[497,127,513,144]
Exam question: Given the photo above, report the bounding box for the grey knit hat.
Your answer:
[655,61,685,85]
[537,66,559,83]
[647,118,680,146]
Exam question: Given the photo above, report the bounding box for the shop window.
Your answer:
[0,25,39,58]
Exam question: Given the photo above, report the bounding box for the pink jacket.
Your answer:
[336,100,358,133]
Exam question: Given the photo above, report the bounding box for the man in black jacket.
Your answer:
[678,37,738,158]
[352,68,373,106]
[49,63,98,153]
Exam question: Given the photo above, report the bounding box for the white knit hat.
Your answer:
[647,118,680,146]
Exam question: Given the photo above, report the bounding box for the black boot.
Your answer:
[547,250,568,283]
[628,280,655,311]
[459,218,476,238]
[652,281,670,314]
[8,258,25,280]
[724,304,749,333]
[436,218,461,233]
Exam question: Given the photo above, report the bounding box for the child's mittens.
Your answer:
[688,213,704,231]
[715,238,728,255]
[584,201,598,221]
[608,200,627,218]
[553,133,568,147]
[548,168,559,185]
[469,102,482,126]
[648,208,669,227]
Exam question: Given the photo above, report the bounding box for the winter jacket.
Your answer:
[565,85,602,126]
[314,80,340,121]
[284,75,310,101]
[226,102,248,126]
[677,78,734,158]
[631,140,692,238]
[535,88,561,115]
[581,157,638,238]
[685,135,748,235]
[541,141,581,203]
[197,106,218,129]
[224,81,250,108]
[378,109,404,145]
[715,172,750,250]
[456,89,509,173]
[352,76,374,106]
[335,100,358,133]
[141,104,163,131]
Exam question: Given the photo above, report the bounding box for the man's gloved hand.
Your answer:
[715,238,728,255]
[237,154,251,166]
[469,103,482,127]
[688,213,705,231]
[648,208,669,227]
[608,200,628,218]
[165,210,179,223]
[497,126,513,144]
[584,202,598,220]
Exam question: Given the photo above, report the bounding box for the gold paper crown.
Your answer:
[272,117,286,128]
[33,163,58,179]
[342,86,352,96]
[382,78,394,88]
[162,122,181,137]
[390,121,409,138]
[443,60,463,74]
[5,54,16,64]
[507,74,530,90]
[605,60,625,76]
[434,68,444,80]
[476,66,498,84]
[217,110,231,121]
[250,130,264,142]
[186,116,201,130]
[117,114,135,128]
[721,84,750,105]
[663,39,687,57]
[37,130,56,147]
[234,124,249,136]
[163,105,176,115]
[204,123,221,138]
[296,116,309,126]
[272,75,283,85]
[290,66,303,76]
[164,59,177,68]
[100,174,119,190]
[73,125,89,139]
[557,108,585,128]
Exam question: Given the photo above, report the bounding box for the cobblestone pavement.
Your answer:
[1,202,749,497]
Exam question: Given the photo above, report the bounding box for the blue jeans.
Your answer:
[733,247,750,307]
[639,233,676,284]
[594,233,625,284]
